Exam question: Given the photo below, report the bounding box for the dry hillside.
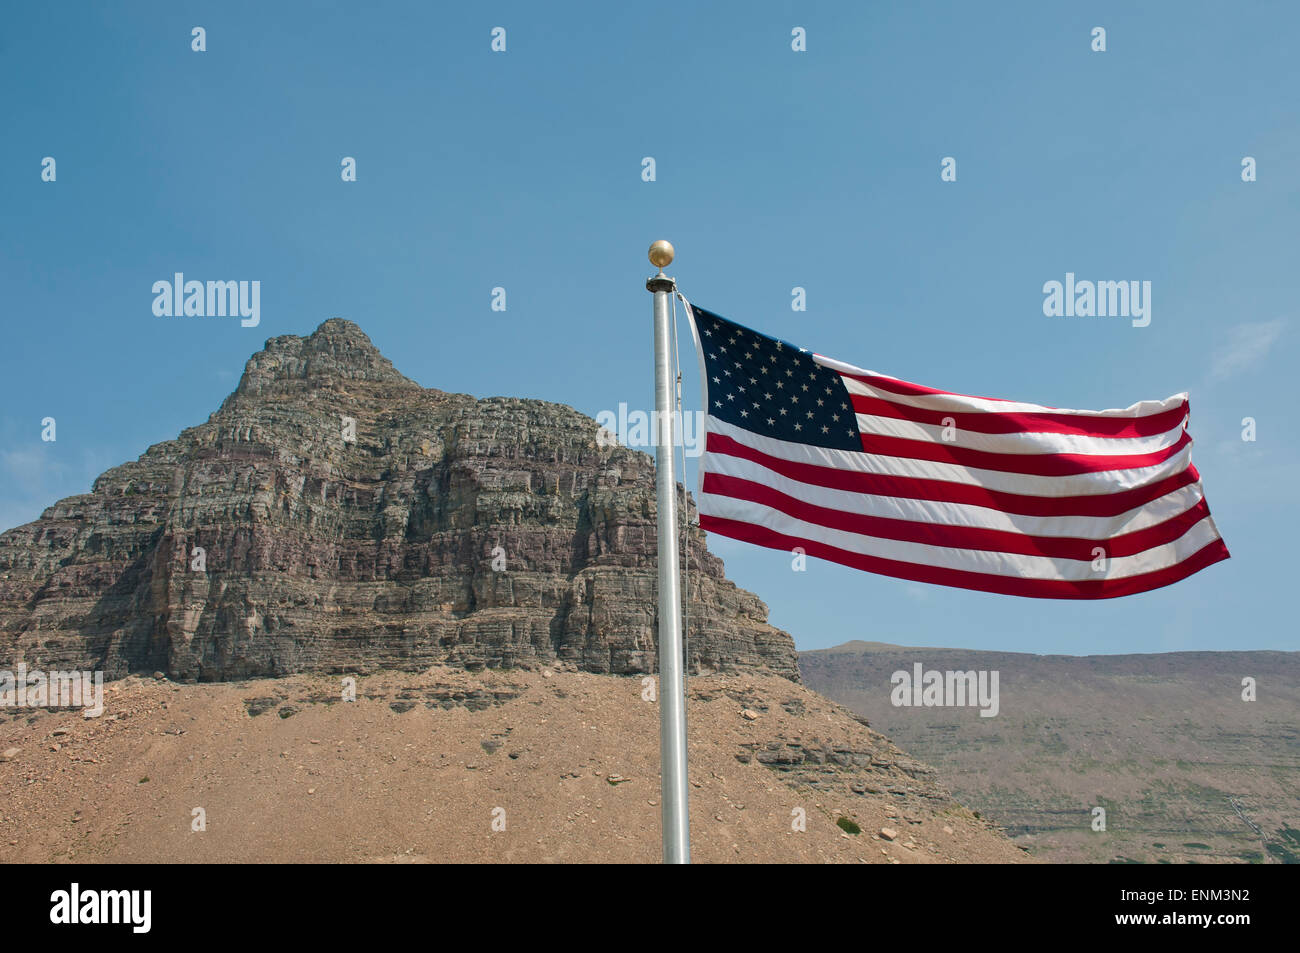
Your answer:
[0,666,1027,864]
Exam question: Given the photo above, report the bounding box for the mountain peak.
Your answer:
[234,318,416,397]
[1,317,801,684]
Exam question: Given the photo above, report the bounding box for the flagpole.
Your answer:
[646,239,690,864]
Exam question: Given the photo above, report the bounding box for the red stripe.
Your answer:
[706,432,1201,518]
[702,472,1214,561]
[855,429,1192,477]
[850,394,1189,439]
[699,515,1231,600]
[836,370,1023,404]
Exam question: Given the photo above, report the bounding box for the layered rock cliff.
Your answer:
[0,319,799,682]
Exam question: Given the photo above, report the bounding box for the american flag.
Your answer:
[685,304,1229,599]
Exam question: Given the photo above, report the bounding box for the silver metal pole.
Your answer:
[646,239,689,864]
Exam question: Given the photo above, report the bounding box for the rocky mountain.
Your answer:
[801,641,1300,863]
[0,319,798,683]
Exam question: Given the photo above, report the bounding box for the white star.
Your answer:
[779,408,788,416]
[831,413,840,422]
[740,409,748,418]
[726,393,735,401]
[794,423,802,431]
[760,367,769,375]
[767,418,776,426]
[821,425,829,433]
[801,383,809,392]
[712,376,720,384]
[816,398,824,406]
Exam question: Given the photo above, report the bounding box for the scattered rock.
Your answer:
[878,827,899,841]
[1,748,20,762]
[244,697,279,718]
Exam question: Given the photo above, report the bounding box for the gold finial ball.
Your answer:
[648,240,675,269]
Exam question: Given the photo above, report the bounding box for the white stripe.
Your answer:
[705,450,1208,539]
[699,492,1223,581]
[832,364,1187,420]
[854,412,1189,456]
[705,415,1195,498]
[684,299,711,506]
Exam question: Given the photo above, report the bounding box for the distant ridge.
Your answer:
[800,642,1300,864]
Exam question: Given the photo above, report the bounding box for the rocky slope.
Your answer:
[0,319,797,682]
[0,668,1027,863]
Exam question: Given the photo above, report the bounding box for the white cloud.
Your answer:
[1211,319,1286,381]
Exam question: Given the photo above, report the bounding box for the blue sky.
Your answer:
[2,1,1296,655]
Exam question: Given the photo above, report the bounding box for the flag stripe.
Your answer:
[857,428,1193,476]
[706,423,1201,507]
[700,490,1224,580]
[848,393,1190,439]
[832,363,1185,420]
[854,411,1189,457]
[704,446,1209,538]
[703,472,1214,560]
[700,513,1232,599]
